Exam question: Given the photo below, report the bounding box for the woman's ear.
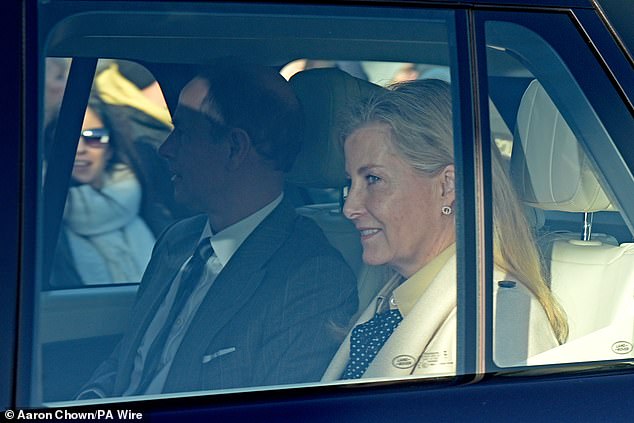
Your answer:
[226,128,251,170]
[441,164,455,199]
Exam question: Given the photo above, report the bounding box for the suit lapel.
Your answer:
[164,200,297,391]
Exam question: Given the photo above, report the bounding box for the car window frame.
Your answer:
[23,1,486,408]
[473,7,634,373]
[14,0,634,414]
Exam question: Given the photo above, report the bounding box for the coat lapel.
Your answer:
[164,200,297,392]
[364,256,457,378]
[323,256,458,381]
[321,276,397,381]
[324,255,556,382]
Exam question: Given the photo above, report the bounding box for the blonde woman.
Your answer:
[323,79,567,380]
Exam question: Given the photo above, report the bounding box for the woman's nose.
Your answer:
[342,185,364,220]
[75,138,87,154]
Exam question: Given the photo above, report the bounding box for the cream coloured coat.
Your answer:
[322,255,560,381]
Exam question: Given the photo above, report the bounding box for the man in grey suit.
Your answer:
[77,62,357,398]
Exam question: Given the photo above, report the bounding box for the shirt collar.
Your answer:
[391,243,456,317]
[200,193,283,267]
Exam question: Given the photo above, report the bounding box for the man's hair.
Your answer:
[196,61,304,172]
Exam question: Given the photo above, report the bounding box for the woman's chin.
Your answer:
[71,174,91,186]
[72,166,93,181]
[71,171,102,188]
[361,251,388,267]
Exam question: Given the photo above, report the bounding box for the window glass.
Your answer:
[46,59,174,289]
[33,4,481,407]
[44,58,71,132]
[485,21,634,368]
[40,58,178,401]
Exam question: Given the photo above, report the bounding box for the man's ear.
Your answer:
[226,128,251,170]
[441,164,455,200]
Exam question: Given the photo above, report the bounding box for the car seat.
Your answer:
[287,68,392,314]
[511,80,634,363]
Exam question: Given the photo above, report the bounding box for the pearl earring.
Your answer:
[441,205,453,215]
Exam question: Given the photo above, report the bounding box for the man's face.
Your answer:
[159,78,231,213]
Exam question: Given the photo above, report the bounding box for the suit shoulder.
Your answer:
[263,212,354,276]
[288,214,345,257]
[149,214,205,257]
[282,215,356,287]
[167,214,206,231]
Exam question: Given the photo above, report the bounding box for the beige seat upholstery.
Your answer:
[288,68,390,313]
[511,80,634,363]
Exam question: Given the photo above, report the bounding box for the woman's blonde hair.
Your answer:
[343,79,568,344]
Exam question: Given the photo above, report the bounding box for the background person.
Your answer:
[94,60,191,234]
[50,100,156,287]
[44,57,71,128]
[323,79,567,380]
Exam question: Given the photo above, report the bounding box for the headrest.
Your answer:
[287,68,385,189]
[511,80,614,212]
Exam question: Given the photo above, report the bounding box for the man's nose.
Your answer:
[342,184,364,221]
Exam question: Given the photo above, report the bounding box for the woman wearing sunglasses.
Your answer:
[50,100,156,287]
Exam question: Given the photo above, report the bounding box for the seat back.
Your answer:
[512,80,634,362]
[550,240,634,342]
[288,68,389,313]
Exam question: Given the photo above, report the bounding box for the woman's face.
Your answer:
[343,123,455,278]
[72,108,112,189]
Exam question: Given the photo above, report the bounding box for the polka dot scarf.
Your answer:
[341,308,403,379]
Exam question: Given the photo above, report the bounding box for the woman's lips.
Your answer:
[359,228,380,240]
[73,160,91,168]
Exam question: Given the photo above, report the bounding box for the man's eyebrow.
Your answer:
[173,106,220,128]
[171,107,201,129]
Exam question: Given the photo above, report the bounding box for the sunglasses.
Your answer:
[80,128,110,148]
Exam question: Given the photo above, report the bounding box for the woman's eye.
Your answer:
[366,175,380,185]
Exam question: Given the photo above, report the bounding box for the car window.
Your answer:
[32,4,471,406]
[44,58,71,133]
[45,59,176,289]
[20,0,634,412]
[594,0,634,61]
[483,18,634,368]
